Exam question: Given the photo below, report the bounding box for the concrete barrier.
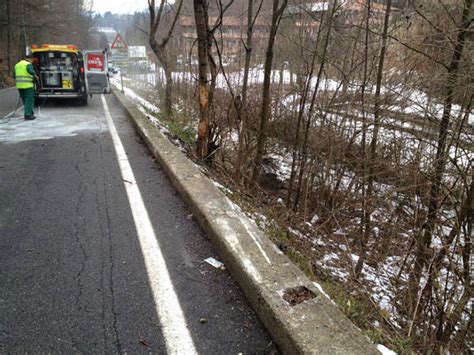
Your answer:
[0,87,20,119]
[111,87,380,355]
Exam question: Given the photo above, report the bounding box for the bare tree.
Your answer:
[0,0,96,86]
[147,0,183,117]
[5,0,12,70]
[252,0,288,182]
[409,0,473,325]
[234,0,264,183]
[286,13,326,209]
[108,0,473,350]
[292,0,339,212]
[194,0,211,160]
[355,0,393,278]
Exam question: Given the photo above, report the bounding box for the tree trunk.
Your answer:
[357,0,371,278]
[157,50,173,117]
[147,0,183,118]
[164,63,173,116]
[434,174,473,349]
[252,0,288,182]
[293,0,337,211]
[277,59,284,117]
[409,0,473,313]
[355,0,392,278]
[6,0,12,70]
[286,63,316,208]
[194,0,210,160]
[235,0,259,182]
[150,44,173,117]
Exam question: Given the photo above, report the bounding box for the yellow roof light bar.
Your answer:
[31,44,79,53]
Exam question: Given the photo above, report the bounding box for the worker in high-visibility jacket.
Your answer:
[13,54,38,120]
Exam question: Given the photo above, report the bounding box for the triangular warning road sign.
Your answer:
[111,33,127,49]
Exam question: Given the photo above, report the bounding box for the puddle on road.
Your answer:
[0,105,106,144]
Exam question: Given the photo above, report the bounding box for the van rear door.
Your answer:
[84,50,110,94]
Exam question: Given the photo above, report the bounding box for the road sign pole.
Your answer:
[120,69,124,92]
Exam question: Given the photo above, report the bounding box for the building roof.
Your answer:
[179,16,266,27]
[288,0,389,15]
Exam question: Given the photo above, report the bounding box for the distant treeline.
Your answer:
[0,0,95,87]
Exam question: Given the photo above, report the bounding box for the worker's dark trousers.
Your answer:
[18,87,35,118]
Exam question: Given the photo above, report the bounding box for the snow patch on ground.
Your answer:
[377,344,397,355]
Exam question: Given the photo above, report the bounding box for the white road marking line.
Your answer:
[101,96,197,354]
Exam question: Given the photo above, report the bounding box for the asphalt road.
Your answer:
[0,95,275,353]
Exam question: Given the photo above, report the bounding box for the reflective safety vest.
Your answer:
[15,60,34,89]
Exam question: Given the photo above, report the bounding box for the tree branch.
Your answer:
[160,0,183,48]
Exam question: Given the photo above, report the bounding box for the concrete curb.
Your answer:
[0,87,20,118]
[111,87,380,355]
